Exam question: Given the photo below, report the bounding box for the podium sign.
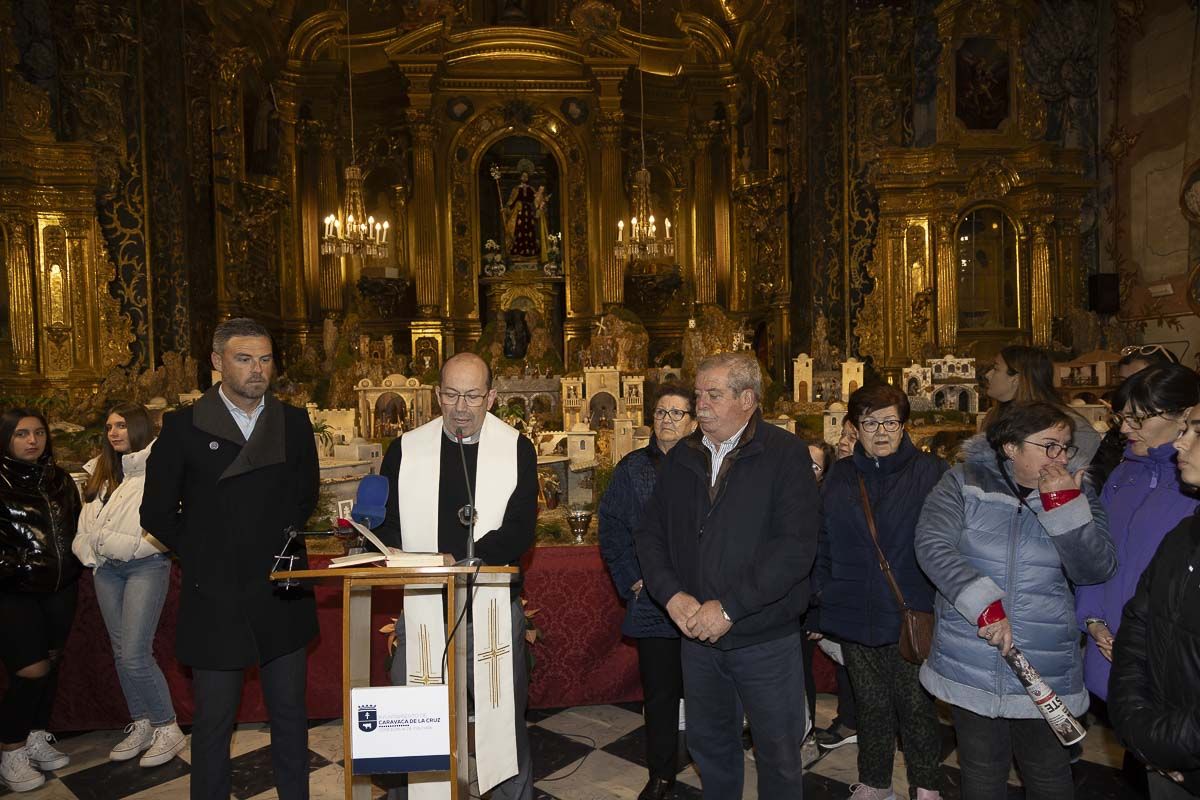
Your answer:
[350,685,451,774]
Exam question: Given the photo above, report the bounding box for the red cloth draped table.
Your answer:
[0,545,834,730]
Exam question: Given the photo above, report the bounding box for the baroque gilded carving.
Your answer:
[448,105,589,317]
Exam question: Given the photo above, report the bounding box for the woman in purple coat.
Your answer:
[1076,363,1200,700]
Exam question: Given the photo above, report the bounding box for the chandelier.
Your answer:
[613,2,674,265]
[321,0,389,260]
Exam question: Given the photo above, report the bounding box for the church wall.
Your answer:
[1102,0,1200,365]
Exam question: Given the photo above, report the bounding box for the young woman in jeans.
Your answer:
[0,408,82,793]
[73,403,185,767]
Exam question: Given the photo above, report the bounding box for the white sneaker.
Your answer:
[0,748,46,792]
[24,730,68,771]
[110,719,154,762]
[848,784,896,800]
[138,723,186,767]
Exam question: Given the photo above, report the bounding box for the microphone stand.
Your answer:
[454,427,483,568]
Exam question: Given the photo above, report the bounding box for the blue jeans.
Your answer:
[93,554,176,726]
[682,631,807,799]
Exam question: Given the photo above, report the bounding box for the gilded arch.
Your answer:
[448,106,590,317]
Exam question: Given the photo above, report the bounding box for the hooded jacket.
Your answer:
[1109,513,1200,795]
[1076,440,1199,699]
[915,434,1115,719]
[814,434,948,646]
[0,454,82,593]
[73,439,168,567]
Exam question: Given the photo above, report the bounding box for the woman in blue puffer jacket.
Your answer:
[599,386,696,800]
[916,401,1116,800]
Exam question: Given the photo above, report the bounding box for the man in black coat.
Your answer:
[141,318,319,800]
[636,352,820,799]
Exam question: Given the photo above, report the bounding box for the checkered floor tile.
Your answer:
[0,695,1149,799]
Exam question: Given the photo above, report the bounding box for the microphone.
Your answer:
[454,427,482,567]
[351,474,389,529]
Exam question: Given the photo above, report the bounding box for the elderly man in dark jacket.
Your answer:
[141,318,319,800]
[636,353,820,799]
[1110,404,1200,799]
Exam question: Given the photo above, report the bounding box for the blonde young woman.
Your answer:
[73,403,185,768]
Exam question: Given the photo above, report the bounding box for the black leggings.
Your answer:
[0,583,77,744]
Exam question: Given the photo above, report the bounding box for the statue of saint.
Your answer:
[504,171,543,259]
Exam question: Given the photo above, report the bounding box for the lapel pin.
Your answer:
[209,441,219,450]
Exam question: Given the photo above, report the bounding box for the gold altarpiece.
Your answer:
[856,0,1090,373]
[0,7,133,391]
[267,3,797,373]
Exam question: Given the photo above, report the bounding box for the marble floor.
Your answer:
[0,694,1149,799]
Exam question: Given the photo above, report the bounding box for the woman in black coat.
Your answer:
[599,387,697,800]
[0,408,82,793]
[814,385,948,800]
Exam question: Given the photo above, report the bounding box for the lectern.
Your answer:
[271,564,519,800]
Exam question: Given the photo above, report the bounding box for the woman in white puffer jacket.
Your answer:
[72,403,185,769]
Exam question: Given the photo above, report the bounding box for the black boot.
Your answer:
[638,776,676,800]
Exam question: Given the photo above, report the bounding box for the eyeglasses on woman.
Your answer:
[1021,440,1079,460]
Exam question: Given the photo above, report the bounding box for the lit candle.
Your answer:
[617,220,624,242]
[334,218,341,231]
[631,217,638,239]
[374,222,382,243]
[347,214,354,227]
[382,221,389,244]
[649,215,656,237]
[665,218,671,239]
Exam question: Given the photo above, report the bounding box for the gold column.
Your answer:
[934,215,957,353]
[1029,216,1054,347]
[596,112,624,308]
[1055,219,1080,312]
[277,91,306,321]
[4,218,37,373]
[713,117,733,307]
[691,124,716,305]
[410,116,441,317]
[316,129,343,315]
[391,182,410,277]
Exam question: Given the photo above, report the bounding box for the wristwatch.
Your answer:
[719,604,732,623]
[1084,617,1108,629]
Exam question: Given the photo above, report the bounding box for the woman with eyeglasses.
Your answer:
[916,401,1116,799]
[982,345,1101,473]
[1091,345,1183,486]
[599,386,697,800]
[814,385,948,800]
[1075,364,1199,706]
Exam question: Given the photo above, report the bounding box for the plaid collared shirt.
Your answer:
[701,421,749,487]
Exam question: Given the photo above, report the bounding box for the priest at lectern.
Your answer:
[375,352,537,800]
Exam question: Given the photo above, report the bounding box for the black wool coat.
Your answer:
[140,386,320,670]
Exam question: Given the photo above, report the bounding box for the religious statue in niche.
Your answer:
[503,309,531,359]
[480,137,560,268]
[955,38,1010,130]
[503,166,549,260]
[244,77,281,176]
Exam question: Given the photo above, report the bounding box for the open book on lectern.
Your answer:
[328,519,447,568]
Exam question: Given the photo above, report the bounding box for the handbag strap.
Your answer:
[857,474,911,612]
